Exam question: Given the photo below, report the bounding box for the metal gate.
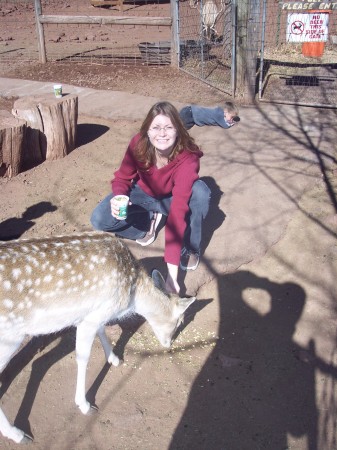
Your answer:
[177,0,236,96]
[258,0,337,107]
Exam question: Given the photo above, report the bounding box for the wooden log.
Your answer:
[12,93,78,161]
[0,110,26,178]
[38,15,172,26]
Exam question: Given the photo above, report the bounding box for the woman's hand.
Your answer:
[165,263,180,294]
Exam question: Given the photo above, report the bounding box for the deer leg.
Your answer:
[97,326,120,367]
[74,322,97,414]
[0,337,32,443]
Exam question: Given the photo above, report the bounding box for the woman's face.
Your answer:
[147,114,177,153]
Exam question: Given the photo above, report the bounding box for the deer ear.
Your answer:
[151,269,166,292]
[177,296,196,313]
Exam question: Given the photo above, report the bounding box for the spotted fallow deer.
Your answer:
[0,232,195,444]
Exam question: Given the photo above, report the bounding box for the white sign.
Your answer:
[286,12,329,42]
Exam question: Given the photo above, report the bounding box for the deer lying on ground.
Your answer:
[0,232,195,444]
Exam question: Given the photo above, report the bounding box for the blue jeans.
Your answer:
[179,106,195,130]
[91,180,211,254]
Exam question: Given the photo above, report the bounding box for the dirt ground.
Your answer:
[1,2,337,450]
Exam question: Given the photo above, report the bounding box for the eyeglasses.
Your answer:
[148,126,176,135]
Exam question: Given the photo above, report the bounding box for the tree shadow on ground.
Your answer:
[169,270,337,450]
[76,122,110,147]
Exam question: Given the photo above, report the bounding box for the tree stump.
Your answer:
[0,110,26,178]
[12,93,78,162]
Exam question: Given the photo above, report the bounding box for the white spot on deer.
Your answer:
[3,280,11,291]
[53,242,64,248]
[0,264,5,271]
[89,264,95,271]
[21,246,29,252]
[43,274,53,283]
[34,291,41,298]
[17,283,24,293]
[35,278,41,286]
[18,302,24,310]
[12,268,22,280]
[25,265,32,275]
[91,255,99,263]
[62,253,69,260]
[56,280,64,288]
[27,256,39,268]
[84,280,90,287]
[65,263,72,270]
[57,268,64,275]
[3,299,14,309]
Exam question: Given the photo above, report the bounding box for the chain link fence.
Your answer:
[178,0,235,95]
[1,0,337,104]
[259,1,337,107]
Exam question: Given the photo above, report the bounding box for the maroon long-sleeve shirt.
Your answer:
[111,134,203,265]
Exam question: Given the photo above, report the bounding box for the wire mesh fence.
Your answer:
[0,0,172,66]
[178,0,235,95]
[259,1,337,107]
[1,0,337,105]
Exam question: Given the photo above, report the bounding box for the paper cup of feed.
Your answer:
[114,195,129,220]
[53,84,63,98]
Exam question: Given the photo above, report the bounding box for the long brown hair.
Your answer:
[135,101,199,169]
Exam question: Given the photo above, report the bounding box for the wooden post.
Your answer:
[170,0,179,68]
[236,0,260,102]
[0,111,26,178]
[12,94,78,162]
[34,0,47,64]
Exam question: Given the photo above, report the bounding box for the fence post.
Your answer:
[170,0,179,68]
[236,0,260,102]
[34,0,47,63]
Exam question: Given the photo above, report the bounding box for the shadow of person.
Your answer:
[0,201,57,241]
[169,271,331,450]
[76,122,110,147]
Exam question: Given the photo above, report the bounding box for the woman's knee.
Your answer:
[90,206,105,230]
[191,180,211,205]
[90,195,113,231]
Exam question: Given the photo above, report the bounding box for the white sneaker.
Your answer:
[136,213,162,247]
